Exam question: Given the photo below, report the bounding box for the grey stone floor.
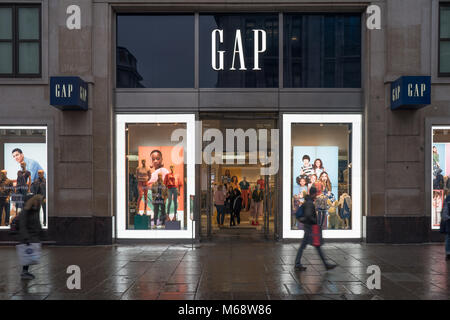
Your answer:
[0,237,449,300]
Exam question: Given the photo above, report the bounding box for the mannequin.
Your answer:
[164,165,181,220]
[151,173,168,228]
[239,177,250,211]
[16,162,31,209]
[0,170,13,226]
[251,184,264,225]
[256,176,265,190]
[136,159,151,214]
[30,170,46,226]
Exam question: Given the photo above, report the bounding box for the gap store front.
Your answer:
[114,10,364,240]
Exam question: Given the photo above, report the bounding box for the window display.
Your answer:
[283,114,361,239]
[126,124,186,230]
[116,114,196,239]
[431,127,450,229]
[0,127,47,229]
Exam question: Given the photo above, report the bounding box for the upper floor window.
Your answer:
[0,4,41,77]
[284,13,361,88]
[440,3,450,76]
[116,14,195,88]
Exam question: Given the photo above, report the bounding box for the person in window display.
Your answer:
[164,165,181,221]
[151,173,168,228]
[313,158,326,178]
[16,162,31,210]
[30,170,46,226]
[307,174,323,195]
[222,169,232,188]
[136,159,151,214]
[230,176,239,190]
[300,155,314,178]
[0,170,13,226]
[319,172,333,197]
[11,148,45,185]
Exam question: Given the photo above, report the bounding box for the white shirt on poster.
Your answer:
[148,167,170,185]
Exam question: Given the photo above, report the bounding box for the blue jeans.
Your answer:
[167,188,178,215]
[446,234,450,255]
[215,205,225,225]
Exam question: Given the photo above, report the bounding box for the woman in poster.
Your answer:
[313,159,326,178]
[308,174,323,195]
[319,172,332,196]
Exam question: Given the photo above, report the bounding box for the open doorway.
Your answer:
[198,113,278,240]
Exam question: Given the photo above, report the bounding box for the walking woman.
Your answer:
[294,187,336,271]
[19,194,44,280]
[232,188,243,225]
[214,185,226,226]
[225,186,234,224]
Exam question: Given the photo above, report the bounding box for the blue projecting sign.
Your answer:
[50,76,88,111]
[391,76,431,110]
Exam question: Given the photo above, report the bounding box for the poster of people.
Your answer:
[432,143,450,228]
[3,143,47,227]
[292,146,348,230]
[132,146,184,226]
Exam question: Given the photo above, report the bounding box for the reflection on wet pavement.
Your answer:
[1,239,449,300]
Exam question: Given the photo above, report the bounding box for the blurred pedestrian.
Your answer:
[232,188,242,225]
[214,185,226,226]
[294,187,336,271]
[18,194,43,280]
[440,193,450,260]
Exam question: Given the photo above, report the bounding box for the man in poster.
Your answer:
[11,148,45,183]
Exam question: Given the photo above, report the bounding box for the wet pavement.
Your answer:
[0,236,449,300]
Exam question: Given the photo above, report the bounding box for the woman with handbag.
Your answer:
[18,194,43,280]
[440,193,450,260]
[294,186,337,272]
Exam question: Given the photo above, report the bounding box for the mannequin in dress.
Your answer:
[136,159,151,213]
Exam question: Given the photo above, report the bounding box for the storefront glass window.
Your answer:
[116,15,195,88]
[199,13,279,88]
[290,123,352,231]
[0,127,47,229]
[284,14,361,88]
[116,114,196,238]
[431,127,450,229]
[283,115,361,239]
[126,123,187,230]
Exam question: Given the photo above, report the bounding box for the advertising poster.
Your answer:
[137,146,185,214]
[432,143,450,228]
[4,143,47,183]
[292,146,339,199]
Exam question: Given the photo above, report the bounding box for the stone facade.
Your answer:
[0,0,448,244]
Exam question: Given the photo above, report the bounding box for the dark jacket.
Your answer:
[441,195,450,234]
[301,195,317,225]
[252,189,264,202]
[232,190,242,212]
[19,195,43,244]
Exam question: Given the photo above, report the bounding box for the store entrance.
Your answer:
[198,113,278,240]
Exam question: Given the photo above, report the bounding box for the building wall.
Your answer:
[0,0,449,244]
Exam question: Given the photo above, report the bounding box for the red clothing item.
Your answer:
[257,179,265,190]
[164,172,180,189]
